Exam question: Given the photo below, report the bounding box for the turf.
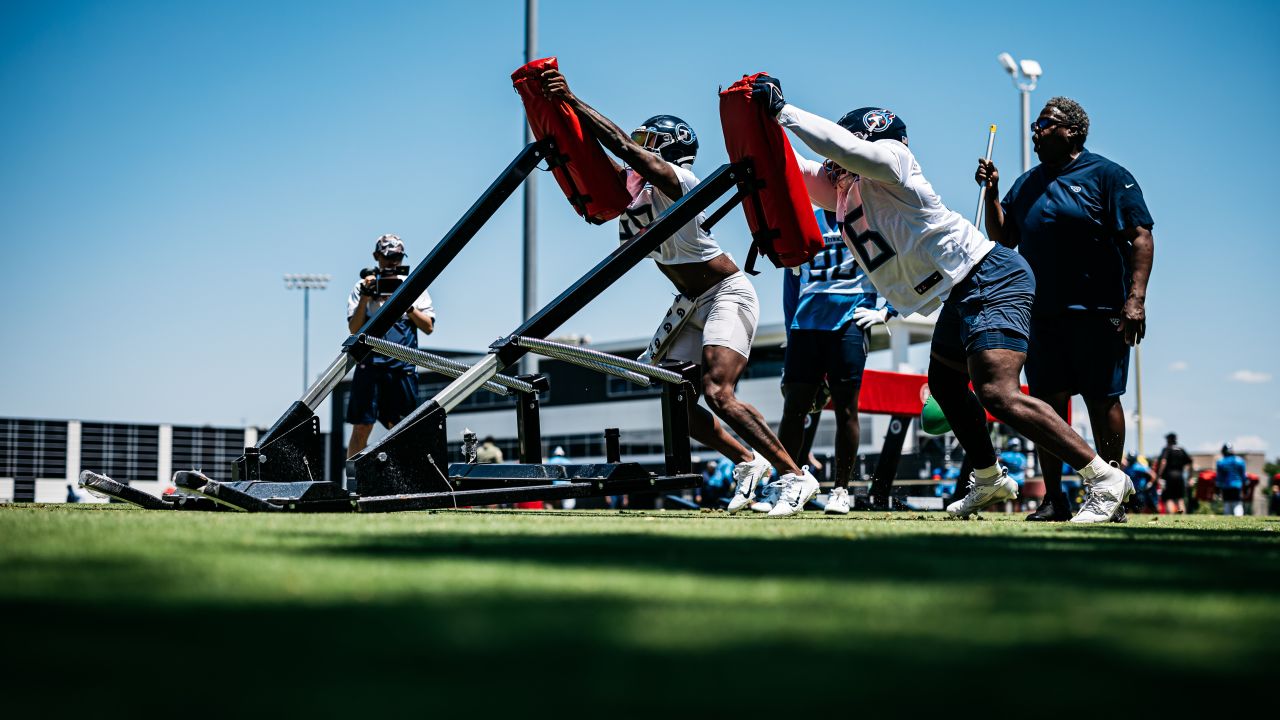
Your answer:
[2,504,1277,715]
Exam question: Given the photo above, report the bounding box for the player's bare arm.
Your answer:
[791,148,839,211]
[539,69,683,200]
[1119,225,1154,345]
[975,159,1015,247]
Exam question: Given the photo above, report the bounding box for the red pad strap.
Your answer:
[512,57,632,225]
[719,72,824,268]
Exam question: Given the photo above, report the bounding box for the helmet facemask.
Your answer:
[631,115,697,167]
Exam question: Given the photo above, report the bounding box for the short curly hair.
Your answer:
[1045,96,1089,146]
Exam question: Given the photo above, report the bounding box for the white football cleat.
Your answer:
[768,467,820,517]
[750,480,781,513]
[824,486,851,515]
[727,453,772,513]
[1071,462,1134,524]
[946,469,1018,518]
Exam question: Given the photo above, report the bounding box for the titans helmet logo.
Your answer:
[675,123,696,145]
[863,110,896,133]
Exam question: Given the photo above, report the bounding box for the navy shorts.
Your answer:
[345,364,420,427]
[1025,313,1130,398]
[783,322,869,387]
[931,244,1035,362]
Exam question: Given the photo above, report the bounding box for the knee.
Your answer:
[974,383,1017,416]
[702,379,736,412]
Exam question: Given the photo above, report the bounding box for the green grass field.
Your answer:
[2,504,1277,715]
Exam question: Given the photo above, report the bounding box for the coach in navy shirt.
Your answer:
[975,97,1155,521]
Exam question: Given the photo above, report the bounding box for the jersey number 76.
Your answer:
[841,205,896,273]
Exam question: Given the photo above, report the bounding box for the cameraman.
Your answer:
[345,234,435,458]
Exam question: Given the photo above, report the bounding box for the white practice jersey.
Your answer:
[619,164,725,265]
[782,106,994,316]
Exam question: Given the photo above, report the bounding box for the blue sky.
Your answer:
[1,0,1277,457]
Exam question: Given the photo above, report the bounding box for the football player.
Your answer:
[540,68,818,517]
[754,210,894,515]
[751,75,1133,522]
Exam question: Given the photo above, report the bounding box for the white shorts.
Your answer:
[664,272,759,362]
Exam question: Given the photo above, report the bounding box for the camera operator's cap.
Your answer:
[374,234,405,257]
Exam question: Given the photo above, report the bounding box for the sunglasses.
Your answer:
[1030,117,1071,134]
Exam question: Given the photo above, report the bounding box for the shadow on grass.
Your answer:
[3,511,1277,715]
[283,521,1280,597]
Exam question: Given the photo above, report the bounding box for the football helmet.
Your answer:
[631,115,698,167]
[837,107,908,145]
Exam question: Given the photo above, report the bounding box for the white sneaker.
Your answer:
[946,469,1019,518]
[1071,462,1134,523]
[750,480,781,513]
[824,486,851,515]
[768,467,820,517]
[727,453,772,513]
[1082,477,1130,523]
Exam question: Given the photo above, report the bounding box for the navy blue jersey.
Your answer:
[1001,150,1153,315]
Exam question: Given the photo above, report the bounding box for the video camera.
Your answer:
[358,265,410,297]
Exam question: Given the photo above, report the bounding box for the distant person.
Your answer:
[547,446,571,467]
[345,234,435,458]
[475,436,503,464]
[547,446,574,510]
[976,96,1155,522]
[1124,453,1157,513]
[700,460,732,509]
[65,483,81,504]
[999,438,1028,511]
[1216,444,1248,516]
[1154,432,1193,514]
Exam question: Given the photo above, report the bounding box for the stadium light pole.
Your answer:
[521,0,539,376]
[998,53,1042,173]
[1135,345,1145,458]
[284,274,331,393]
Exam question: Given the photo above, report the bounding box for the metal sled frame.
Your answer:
[85,148,759,512]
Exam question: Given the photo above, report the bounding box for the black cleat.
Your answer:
[1027,492,1072,522]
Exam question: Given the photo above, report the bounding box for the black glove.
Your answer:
[750,74,785,117]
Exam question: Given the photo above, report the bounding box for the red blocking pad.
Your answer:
[719,72,824,268]
[512,57,632,224]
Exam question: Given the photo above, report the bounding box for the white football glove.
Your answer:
[852,307,889,330]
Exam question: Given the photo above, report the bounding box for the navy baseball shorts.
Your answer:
[345,365,420,427]
[1026,313,1131,398]
[783,321,869,387]
[931,244,1035,362]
